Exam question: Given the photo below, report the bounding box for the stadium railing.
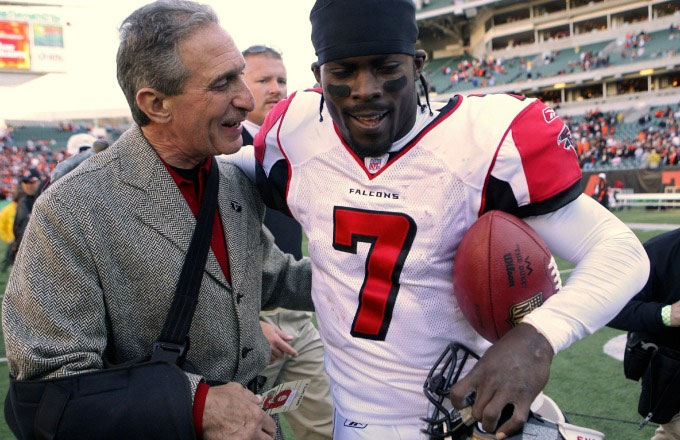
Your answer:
[613,190,680,209]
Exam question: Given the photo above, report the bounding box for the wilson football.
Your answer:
[453,210,560,343]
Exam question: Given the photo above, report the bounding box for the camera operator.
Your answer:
[609,227,680,440]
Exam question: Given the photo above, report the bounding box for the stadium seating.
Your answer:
[9,126,89,149]
[423,28,679,97]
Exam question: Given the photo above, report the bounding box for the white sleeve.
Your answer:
[218,145,257,182]
[521,194,649,353]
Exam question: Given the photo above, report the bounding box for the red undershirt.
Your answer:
[162,156,231,438]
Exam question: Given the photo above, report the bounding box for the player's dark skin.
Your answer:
[312,52,425,158]
[314,51,555,439]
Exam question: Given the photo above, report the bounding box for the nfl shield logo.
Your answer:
[364,153,389,174]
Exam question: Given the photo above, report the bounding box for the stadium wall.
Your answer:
[582,167,680,194]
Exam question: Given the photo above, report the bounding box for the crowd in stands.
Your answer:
[569,105,680,170]
[440,54,507,88]
[0,122,128,201]
[428,25,679,93]
[1,104,679,201]
[0,133,61,200]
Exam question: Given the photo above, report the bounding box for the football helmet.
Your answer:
[422,343,602,440]
[422,342,479,439]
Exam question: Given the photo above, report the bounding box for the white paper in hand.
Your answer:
[260,379,311,415]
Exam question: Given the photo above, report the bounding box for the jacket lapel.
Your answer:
[216,162,251,294]
[117,126,231,289]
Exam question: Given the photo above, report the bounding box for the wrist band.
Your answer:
[662,305,672,327]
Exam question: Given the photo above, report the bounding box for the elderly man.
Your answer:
[2,1,311,439]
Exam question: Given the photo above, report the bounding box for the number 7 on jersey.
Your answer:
[332,207,417,340]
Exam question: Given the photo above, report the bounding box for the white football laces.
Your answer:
[548,255,562,292]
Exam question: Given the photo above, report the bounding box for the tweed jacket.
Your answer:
[2,125,313,398]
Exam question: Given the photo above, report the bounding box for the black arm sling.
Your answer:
[5,160,221,440]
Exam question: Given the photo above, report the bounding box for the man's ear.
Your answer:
[136,88,172,124]
[414,50,427,74]
[311,61,322,86]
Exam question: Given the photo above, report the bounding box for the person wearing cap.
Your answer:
[11,168,43,258]
[225,0,650,438]
[240,45,333,440]
[66,132,96,156]
[593,172,610,209]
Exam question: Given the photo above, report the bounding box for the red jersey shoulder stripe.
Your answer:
[254,91,298,165]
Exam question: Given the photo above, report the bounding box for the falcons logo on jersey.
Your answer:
[557,124,575,151]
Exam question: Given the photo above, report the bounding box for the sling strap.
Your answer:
[151,158,220,364]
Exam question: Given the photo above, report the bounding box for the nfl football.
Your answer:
[453,210,561,343]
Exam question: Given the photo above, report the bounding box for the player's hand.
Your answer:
[450,323,554,439]
[202,382,276,440]
[260,321,298,362]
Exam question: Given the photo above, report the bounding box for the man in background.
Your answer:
[592,172,610,209]
[12,168,43,259]
[609,228,680,440]
[241,44,333,440]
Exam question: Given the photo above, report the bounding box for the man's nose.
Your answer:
[236,78,255,112]
[351,70,381,101]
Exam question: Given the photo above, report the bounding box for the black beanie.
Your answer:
[310,0,418,65]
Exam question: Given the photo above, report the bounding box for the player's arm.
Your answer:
[252,94,297,216]
[480,97,649,347]
[522,194,649,348]
[451,195,648,437]
[452,98,649,438]
[220,144,257,182]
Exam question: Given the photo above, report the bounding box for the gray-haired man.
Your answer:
[2,2,312,439]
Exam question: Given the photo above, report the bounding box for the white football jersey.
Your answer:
[254,90,581,425]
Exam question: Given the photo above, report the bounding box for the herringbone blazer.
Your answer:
[2,125,313,397]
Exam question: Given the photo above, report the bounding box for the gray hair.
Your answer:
[116,0,219,126]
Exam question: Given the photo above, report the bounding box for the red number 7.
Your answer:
[333,207,416,340]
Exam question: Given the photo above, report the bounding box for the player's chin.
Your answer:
[349,137,392,158]
[346,128,393,157]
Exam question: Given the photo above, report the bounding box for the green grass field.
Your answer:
[0,208,677,439]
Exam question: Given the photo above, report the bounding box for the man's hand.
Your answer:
[450,323,554,439]
[260,321,298,362]
[670,300,680,327]
[202,382,276,440]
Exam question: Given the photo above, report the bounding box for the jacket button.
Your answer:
[241,347,252,358]
[236,293,244,304]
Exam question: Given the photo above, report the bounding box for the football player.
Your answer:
[225,0,649,438]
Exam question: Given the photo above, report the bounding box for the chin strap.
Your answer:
[318,94,325,122]
[419,73,434,116]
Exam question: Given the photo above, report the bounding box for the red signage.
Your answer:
[0,20,30,70]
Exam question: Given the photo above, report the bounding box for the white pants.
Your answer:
[332,410,428,440]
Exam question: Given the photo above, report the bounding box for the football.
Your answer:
[453,210,561,343]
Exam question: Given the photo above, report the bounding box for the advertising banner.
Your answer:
[0,21,30,70]
[31,24,65,72]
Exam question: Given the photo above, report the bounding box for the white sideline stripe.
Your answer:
[603,334,626,362]
[0,358,7,364]
[626,222,679,231]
